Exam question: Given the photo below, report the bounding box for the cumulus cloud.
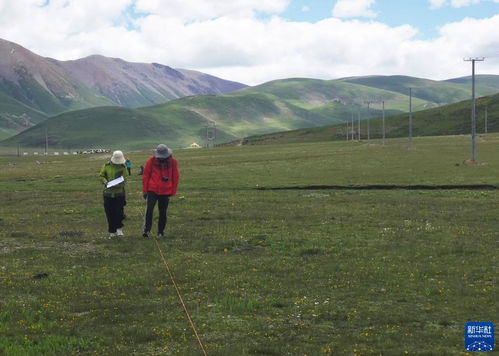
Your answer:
[332,0,378,18]
[0,0,498,85]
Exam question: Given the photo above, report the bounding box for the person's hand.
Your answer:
[143,193,148,200]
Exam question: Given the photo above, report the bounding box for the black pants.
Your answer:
[104,196,125,233]
[144,192,170,234]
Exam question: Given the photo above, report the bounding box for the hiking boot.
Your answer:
[116,228,124,237]
[142,232,149,238]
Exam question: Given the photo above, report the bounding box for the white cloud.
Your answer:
[451,0,481,7]
[332,0,378,18]
[134,0,289,21]
[0,1,498,85]
[429,0,448,9]
[429,0,496,8]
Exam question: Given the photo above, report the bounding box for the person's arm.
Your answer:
[171,158,179,196]
[99,165,108,186]
[142,158,152,194]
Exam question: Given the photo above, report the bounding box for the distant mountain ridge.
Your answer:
[57,55,246,107]
[1,37,499,149]
[0,37,247,137]
[339,75,499,104]
[3,75,499,150]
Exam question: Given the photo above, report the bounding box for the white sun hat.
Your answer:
[111,150,126,164]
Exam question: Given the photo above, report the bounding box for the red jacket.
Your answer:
[142,156,179,196]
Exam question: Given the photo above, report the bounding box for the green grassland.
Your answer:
[0,134,497,355]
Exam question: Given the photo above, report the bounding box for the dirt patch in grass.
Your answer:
[0,238,100,257]
[257,184,498,191]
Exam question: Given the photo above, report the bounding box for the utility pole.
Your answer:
[464,57,485,163]
[351,112,355,141]
[484,105,488,134]
[45,127,48,155]
[382,100,386,146]
[408,88,413,149]
[357,110,361,141]
[367,102,370,141]
[206,121,216,148]
[364,100,373,141]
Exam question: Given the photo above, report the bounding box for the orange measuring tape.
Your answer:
[153,238,208,356]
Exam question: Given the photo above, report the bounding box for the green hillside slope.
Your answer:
[0,106,231,150]
[0,77,116,116]
[1,92,334,150]
[445,75,499,89]
[2,76,498,150]
[236,78,432,112]
[340,75,498,104]
[237,93,499,146]
[0,90,47,140]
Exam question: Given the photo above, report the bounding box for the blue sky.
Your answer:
[280,0,499,39]
[1,0,499,84]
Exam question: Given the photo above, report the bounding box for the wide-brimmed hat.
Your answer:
[111,150,126,164]
[153,144,172,159]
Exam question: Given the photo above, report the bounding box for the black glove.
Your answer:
[143,193,148,200]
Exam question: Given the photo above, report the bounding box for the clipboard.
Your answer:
[106,176,124,188]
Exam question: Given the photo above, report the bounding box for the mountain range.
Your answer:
[4,74,499,150]
[1,37,498,149]
[0,37,246,139]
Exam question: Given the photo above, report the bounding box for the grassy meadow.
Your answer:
[0,135,498,355]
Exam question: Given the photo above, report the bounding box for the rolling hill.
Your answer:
[0,106,215,151]
[2,75,499,150]
[0,92,325,150]
[339,75,499,104]
[0,77,436,150]
[445,75,499,89]
[235,93,499,146]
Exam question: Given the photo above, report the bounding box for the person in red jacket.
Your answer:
[142,144,179,238]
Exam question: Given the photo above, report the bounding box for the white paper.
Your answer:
[106,176,124,188]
